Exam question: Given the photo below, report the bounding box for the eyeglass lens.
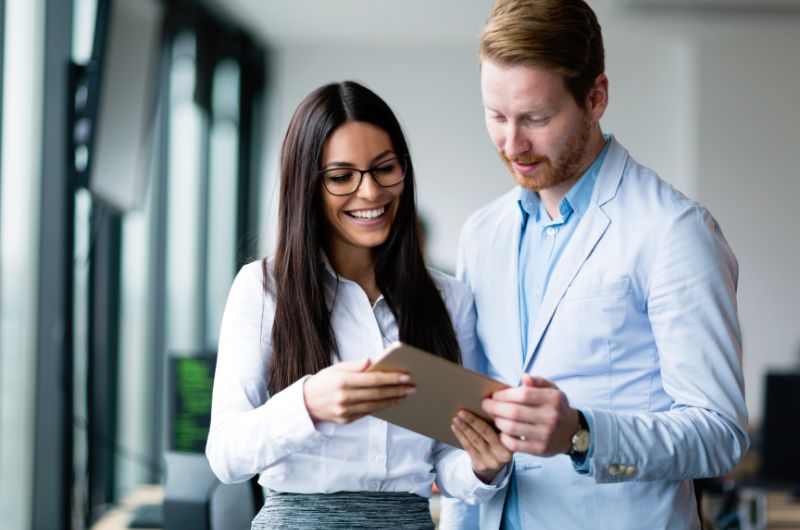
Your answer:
[322,157,406,195]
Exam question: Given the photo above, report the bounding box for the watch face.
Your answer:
[572,429,590,453]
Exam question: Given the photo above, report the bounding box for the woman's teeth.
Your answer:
[349,206,385,219]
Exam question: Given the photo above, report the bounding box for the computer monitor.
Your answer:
[168,355,216,454]
[759,371,800,492]
[163,354,263,530]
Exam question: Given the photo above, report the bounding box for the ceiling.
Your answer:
[206,0,615,47]
[206,0,800,48]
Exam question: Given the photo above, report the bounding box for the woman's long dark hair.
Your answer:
[266,81,461,395]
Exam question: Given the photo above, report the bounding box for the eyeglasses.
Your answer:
[319,156,408,196]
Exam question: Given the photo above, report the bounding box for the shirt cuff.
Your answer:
[571,408,595,475]
[259,375,328,450]
[463,452,511,492]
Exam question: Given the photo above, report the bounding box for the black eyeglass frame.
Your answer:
[318,155,409,196]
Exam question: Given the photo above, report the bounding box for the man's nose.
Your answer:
[504,123,530,159]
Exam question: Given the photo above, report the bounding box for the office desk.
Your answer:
[90,485,164,530]
[766,491,800,529]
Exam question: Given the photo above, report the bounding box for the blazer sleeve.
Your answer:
[589,203,749,483]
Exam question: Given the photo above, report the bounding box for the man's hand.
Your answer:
[303,359,415,424]
[482,374,579,456]
[451,410,512,483]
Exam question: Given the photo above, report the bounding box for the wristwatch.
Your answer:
[568,410,591,462]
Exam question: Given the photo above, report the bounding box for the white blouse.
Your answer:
[205,258,505,503]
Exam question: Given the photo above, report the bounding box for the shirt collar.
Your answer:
[320,251,338,280]
[517,134,611,224]
[320,251,386,307]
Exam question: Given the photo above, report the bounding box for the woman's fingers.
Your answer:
[452,410,512,483]
[456,411,512,463]
[453,414,489,451]
[347,370,412,388]
[341,384,415,405]
[326,358,372,372]
[340,396,405,420]
[305,360,415,424]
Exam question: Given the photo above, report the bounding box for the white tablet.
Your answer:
[368,341,508,448]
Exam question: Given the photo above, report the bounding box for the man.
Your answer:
[441,0,749,528]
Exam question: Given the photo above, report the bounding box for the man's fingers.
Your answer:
[482,397,541,422]
[489,385,554,405]
[500,432,529,453]
[521,374,556,388]
[492,417,533,439]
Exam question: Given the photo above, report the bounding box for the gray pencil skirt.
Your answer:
[251,490,435,530]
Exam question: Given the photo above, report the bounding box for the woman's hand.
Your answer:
[451,410,513,484]
[303,358,415,424]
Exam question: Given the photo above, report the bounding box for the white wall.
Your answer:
[262,33,692,270]
[262,43,508,271]
[692,20,800,427]
[257,11,800,428]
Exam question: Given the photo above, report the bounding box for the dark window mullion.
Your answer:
[149,13,174,484]
[33,0,74,527]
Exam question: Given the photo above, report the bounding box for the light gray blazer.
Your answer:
[441,137,749,529]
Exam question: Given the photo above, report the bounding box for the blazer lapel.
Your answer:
[495,200,524,383]
[521,203,610,372]
[520,138,628,373]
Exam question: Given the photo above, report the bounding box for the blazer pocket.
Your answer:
[562,277,631,301]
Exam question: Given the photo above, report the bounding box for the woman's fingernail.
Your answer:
[399,374,411,383]
[405,387,416,395]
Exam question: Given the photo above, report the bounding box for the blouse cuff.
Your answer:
[259,375,327,451]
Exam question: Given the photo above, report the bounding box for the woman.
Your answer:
[206,81,510,529]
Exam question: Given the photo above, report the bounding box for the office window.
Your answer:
[116,143,159,497]
[0,0,45,528]
[206,59,240,348]
[167,31,205,354]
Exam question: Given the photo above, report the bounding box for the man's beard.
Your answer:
[500,117,591,192]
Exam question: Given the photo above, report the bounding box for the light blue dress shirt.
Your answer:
[502,140,610,530]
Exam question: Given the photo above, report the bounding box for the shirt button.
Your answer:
[625,465,637,475]
[374,454,386,464]
[546,227,556,236]
[608,464,622,476]
[368,480,379,489]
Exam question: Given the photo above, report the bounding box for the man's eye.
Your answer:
[525,116,549,125]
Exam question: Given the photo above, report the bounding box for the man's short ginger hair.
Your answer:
[480,0,605,107]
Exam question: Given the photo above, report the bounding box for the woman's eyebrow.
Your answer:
[370,150,395,164]
[323,149,396,169]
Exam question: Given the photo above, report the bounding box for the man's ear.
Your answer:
[587,73,609,122]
